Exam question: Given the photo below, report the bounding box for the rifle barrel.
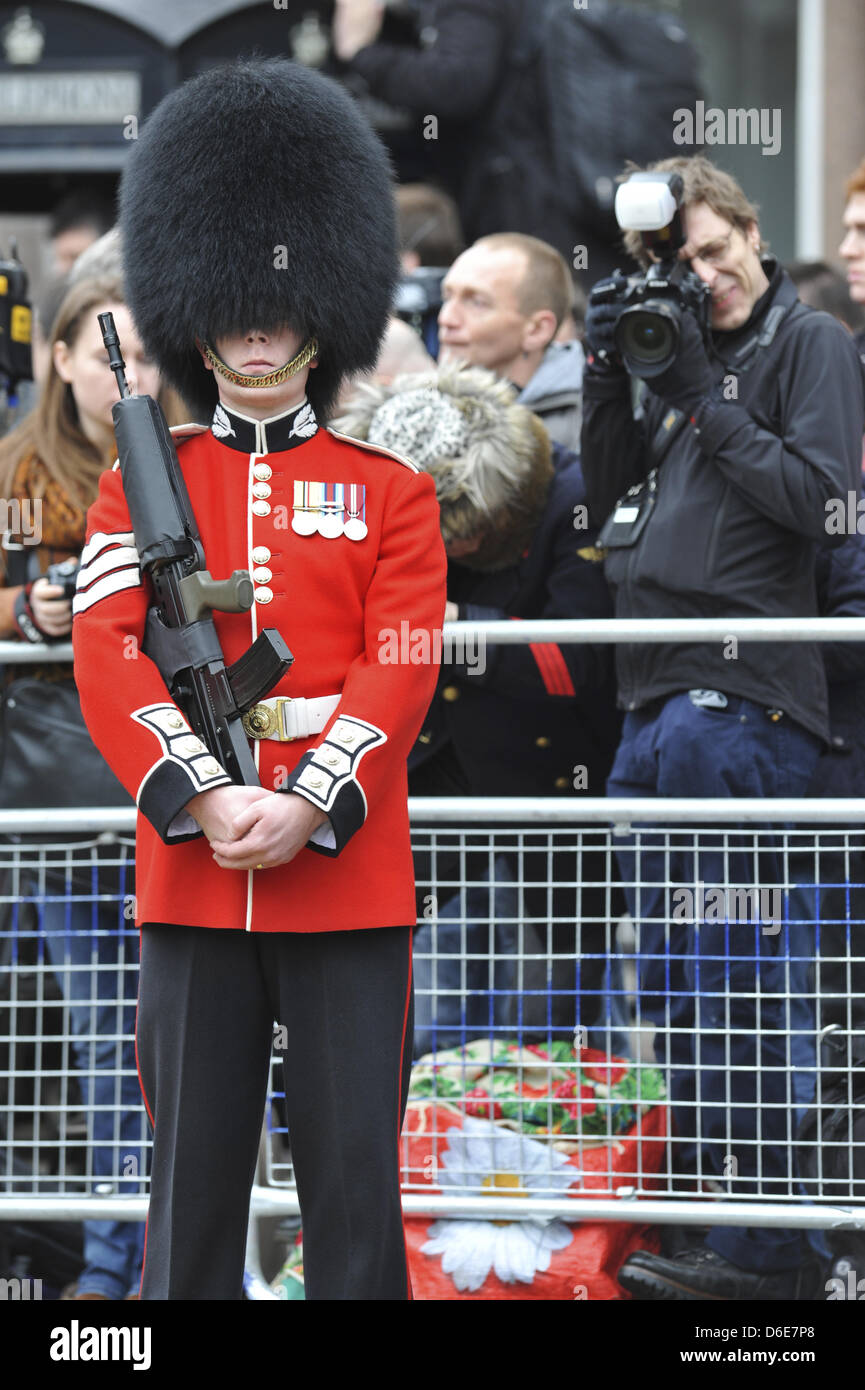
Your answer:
[98,311,132,400]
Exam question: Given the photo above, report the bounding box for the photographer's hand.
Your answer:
[16,579,73,640]
[644,313,715,416]
[333,0,385,62]
[584,278,627,372]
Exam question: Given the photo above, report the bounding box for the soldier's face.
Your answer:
[202,325,315,417]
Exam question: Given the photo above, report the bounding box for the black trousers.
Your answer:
[136,921,414,1301]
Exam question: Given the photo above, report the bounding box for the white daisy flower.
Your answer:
[422,1218,573,1293]
[435,1116,580,1195]
[421,1118,578,1292]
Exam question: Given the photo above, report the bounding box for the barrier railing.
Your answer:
[2,621,863,1278]
[1,804,862,1232]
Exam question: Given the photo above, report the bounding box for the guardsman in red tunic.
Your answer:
[71,59,446,1301]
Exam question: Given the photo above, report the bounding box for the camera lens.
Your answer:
[619,310,674,364]
[615,301,680,377]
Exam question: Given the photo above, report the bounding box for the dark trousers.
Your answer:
[607,692,822,1272]
[136,921,414,1301]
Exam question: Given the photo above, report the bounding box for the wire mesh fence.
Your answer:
[265,805,865,1232]
[1,807,863,1237]
[2,628,865,1246]
[0,827,146,1218]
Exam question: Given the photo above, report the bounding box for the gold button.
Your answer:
[418,731,432,745]
[554,776,569,789]
[252,546,271,564]
[252,500,271,517]
[252,482,272,499]
[535,736,551,748]
[442,685,460,702]
[254,586,274,604]
[253,462,272,481]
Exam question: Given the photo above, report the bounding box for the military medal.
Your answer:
[343,483,368,541]
[292,480,319,535]
[318,481,345,538]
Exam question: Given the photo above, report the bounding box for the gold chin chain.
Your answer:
[201,337,319,388]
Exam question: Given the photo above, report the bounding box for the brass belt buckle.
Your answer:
[242,698,292,740]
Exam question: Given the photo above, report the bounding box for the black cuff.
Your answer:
[582,360,631,399]
[131,703,232,843]
[138,761,212,844]
[279,714,387,856]
[691,398,750,453]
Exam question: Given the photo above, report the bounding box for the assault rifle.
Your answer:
[98,311,293,785]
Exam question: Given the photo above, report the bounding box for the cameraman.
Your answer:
[581,154,865,1301]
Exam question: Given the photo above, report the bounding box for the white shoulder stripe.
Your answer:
[77,545,140,589]
[326,428,421,473]
[80,530,136,566]
[72,567,141,615]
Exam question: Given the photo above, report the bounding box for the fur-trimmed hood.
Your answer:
[334,363,554,571]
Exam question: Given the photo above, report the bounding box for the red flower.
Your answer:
[552,1079,597,1119]
[578,1049,628,1087]
[465,1087,503,1120]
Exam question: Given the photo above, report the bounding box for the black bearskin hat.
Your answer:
[119,59,398,421]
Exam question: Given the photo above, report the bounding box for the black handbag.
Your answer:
[0,541,132,811]
[0,673,132,810]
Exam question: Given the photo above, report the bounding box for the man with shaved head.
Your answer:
[438,233,584,451]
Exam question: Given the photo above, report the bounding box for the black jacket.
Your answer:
[809,522,865,796]
[581,262,865,744]
[344,0,617,271]
[408,447,621,797]
[346,0,521,218]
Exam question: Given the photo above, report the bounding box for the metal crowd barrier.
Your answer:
[1,623,863,1272]
[1,804,862,1239]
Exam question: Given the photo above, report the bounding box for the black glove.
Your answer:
[644,312,715,416]
[583,279,626,371]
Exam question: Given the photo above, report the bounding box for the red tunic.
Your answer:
[72,406,447,933]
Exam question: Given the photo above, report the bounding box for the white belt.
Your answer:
[241,694,340,742]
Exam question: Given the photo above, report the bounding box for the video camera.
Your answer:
[45,555,80,600]
[393,266,446,357]
[594,172,711,377]
[0,240,33,404]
